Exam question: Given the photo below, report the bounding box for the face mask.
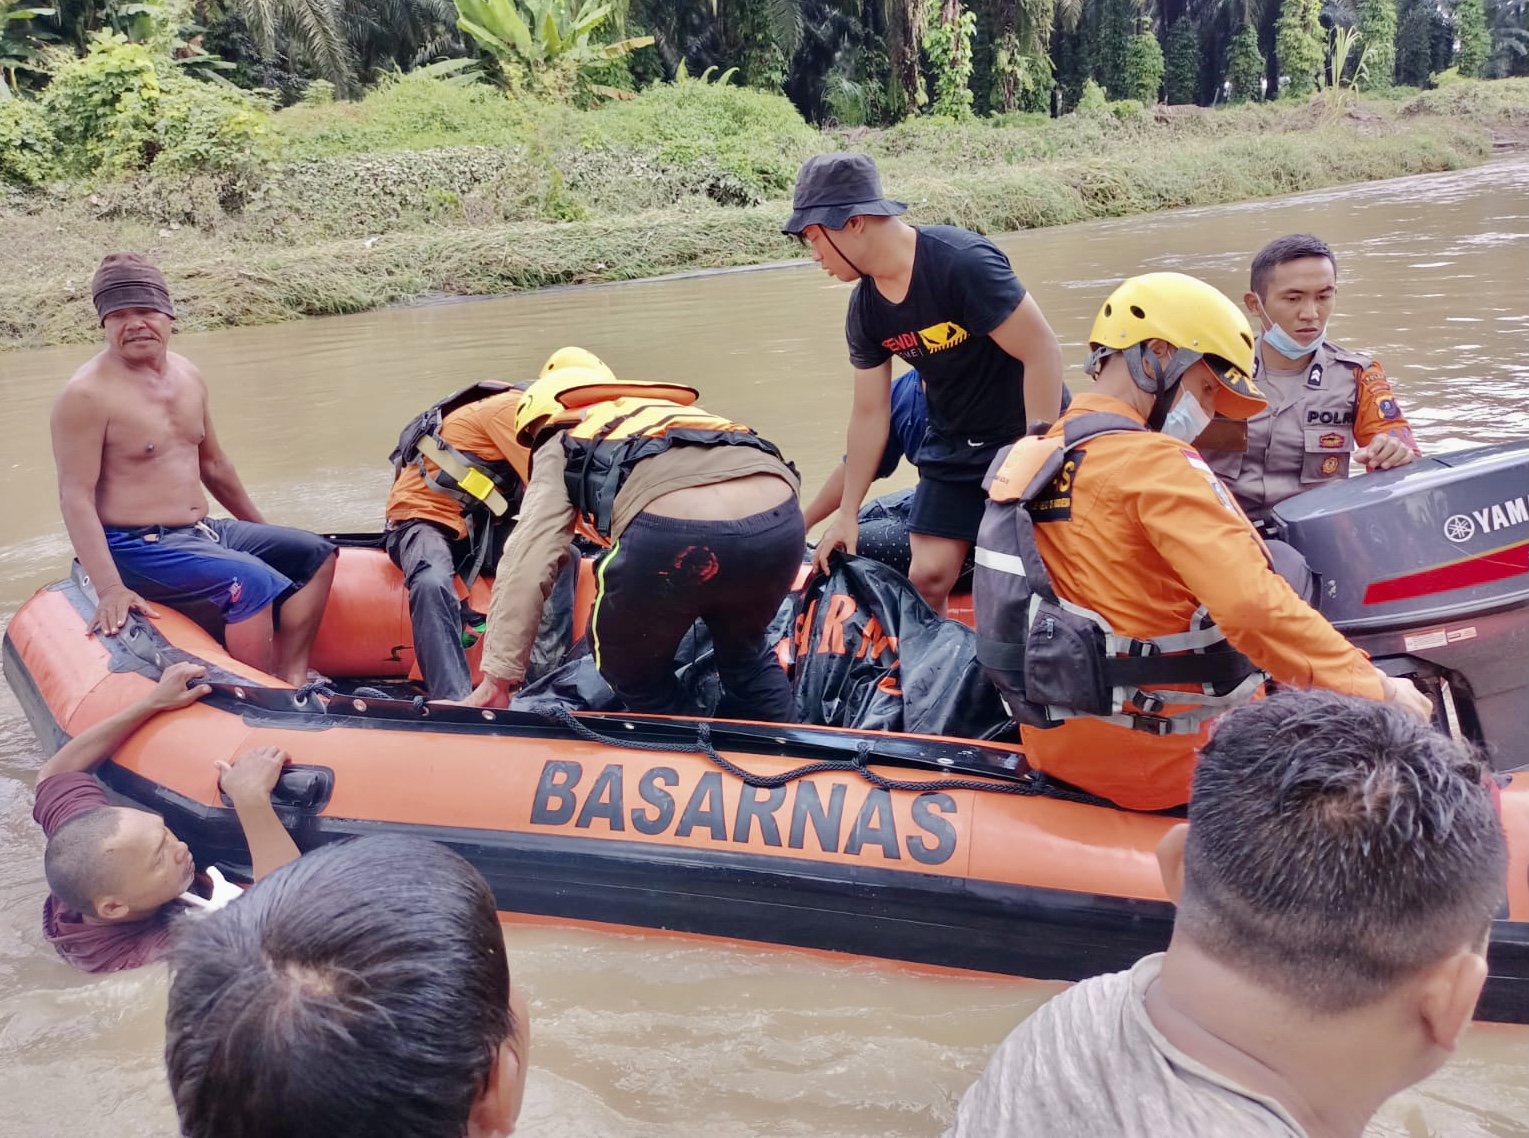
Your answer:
[1256,298,1326,357]
[1162,386,1212,443]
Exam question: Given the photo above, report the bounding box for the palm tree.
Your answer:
[346,0,467,80]
[228,0,353,90]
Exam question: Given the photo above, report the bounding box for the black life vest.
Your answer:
[389,381,527,585]
[560,397,789,541]
[973,412,1265,736]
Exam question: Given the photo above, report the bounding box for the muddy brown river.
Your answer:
[2,159,1526,1136]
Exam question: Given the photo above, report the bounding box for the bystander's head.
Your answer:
[165,834,528,1138]
[1175,689,1504,1015]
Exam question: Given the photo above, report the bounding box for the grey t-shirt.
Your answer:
[943,955,1307,1138]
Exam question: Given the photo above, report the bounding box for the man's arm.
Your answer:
[37,663,211,783]
[465,441,579,706]
[812,363,892,574]
[215,746,300,879]
[196,378,266,523]
[988,294,1064,426]
[803,462,850,530]
[50,384,160,634]
[1134,446,1427,715]
[1351,360,1420,472]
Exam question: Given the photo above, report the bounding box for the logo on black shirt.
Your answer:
[917,321,969,353]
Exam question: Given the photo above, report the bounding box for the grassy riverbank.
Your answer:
[2,76,1524,351]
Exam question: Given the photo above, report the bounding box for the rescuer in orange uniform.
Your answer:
[384,375,541,700]
[973,273,1432,811]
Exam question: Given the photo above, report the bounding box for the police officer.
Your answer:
[973,273,1431,812]
[463,356,804,720]
[1197,234,1420,521]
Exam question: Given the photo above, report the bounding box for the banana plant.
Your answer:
[0,1,55,98]
[453,0,651,74]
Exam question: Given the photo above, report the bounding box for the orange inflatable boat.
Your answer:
[5,543,1527,1024]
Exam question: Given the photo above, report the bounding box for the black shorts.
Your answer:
[908,427,1007,544]
[907,475,990,543]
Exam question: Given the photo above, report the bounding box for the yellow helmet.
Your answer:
[540,346,616,381]
[514,357,700,448]
[1089,272,1264,419]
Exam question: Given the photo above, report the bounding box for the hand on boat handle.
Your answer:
[812,511,859,575]
[146,662,212,712]
[1378,671,1433,721]
[216,746,292,807]
[90,583,159,638]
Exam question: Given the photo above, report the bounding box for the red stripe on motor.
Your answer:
[1362,541,1529,606]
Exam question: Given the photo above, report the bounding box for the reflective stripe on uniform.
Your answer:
[974,547,1028,577]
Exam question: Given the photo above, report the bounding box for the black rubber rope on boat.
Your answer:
[541,706,1043,797]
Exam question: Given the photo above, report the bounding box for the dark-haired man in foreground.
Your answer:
[165,834,529,1138]
[33,661,300,973]
[944,690,1506,1137]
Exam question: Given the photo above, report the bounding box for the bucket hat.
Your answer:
[782,153,907,236]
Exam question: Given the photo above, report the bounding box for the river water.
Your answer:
[1,160,1526,1136]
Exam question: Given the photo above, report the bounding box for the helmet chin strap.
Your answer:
[1122,343,1203,431]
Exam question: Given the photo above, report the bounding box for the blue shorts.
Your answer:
[104,519,336,632]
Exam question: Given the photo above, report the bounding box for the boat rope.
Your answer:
[539,705,1047,797]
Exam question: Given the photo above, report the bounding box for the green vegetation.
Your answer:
[1120,30,1164,104]
[1276,0,1324,100]
[3,69,1524,350]
[1356,0,1398,91]
[1162,17,1198,106]
[1226,26,1265,103]
[1456,0,1492,79]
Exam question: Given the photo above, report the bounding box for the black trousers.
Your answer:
[590,500,805,721]
[385,520,473,700]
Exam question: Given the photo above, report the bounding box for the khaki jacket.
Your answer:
[1201,337,1418,519]
[479,440,798,684]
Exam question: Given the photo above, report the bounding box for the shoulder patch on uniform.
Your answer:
[1029,449,1085,522]
[1379,397,1401,420]
[1182,449,1239,515]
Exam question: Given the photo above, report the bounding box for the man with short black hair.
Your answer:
[165,834,529,1138]
[33,661,300,973]
[1197,233,1420,520]
[786,152,1064,616]
[944,690,1507,1137]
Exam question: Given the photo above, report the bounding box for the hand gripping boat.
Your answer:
[5,443,1527,1022]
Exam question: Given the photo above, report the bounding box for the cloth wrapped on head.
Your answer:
[92,252,176,323]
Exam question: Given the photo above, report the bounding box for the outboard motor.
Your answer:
[1271,442,1528,772]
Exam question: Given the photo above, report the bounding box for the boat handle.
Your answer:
[221,765,334,814]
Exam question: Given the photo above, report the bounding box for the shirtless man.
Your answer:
[50,253,337,685]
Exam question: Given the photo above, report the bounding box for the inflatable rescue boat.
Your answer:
[5,443,1527,1023]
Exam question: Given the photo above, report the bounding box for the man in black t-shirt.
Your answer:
[785,152,1064,615]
